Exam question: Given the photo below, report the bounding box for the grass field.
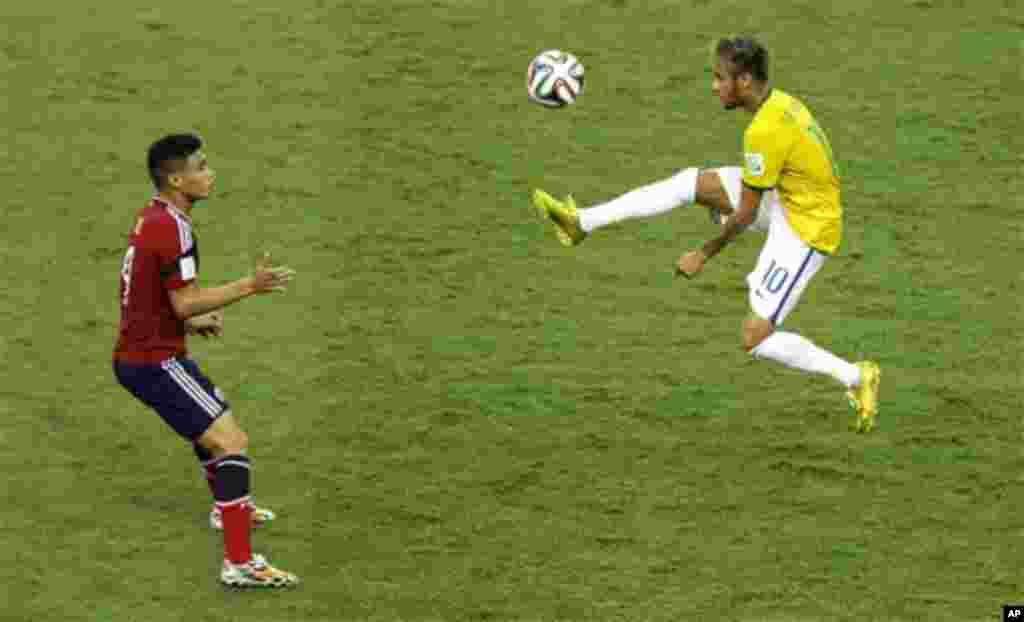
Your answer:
[2,1,1023,620]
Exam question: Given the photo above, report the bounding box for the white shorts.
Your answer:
[745,198,827,326]
[711,166,772,233]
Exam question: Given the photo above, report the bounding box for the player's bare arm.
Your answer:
[169,253,295,319]
[676,184,762,278]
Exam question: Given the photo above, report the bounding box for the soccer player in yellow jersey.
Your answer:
[533,36,881,431]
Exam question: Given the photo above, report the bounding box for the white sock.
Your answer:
[751,331,862,388]
[579,167,698,233]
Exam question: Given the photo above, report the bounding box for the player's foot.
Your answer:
[532,189,586,246]
[210,503,276,530]
[847,361,881,432]
[220,554,300,589]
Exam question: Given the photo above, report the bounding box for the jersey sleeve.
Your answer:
[742,124,793,189]
[144,219,197,291]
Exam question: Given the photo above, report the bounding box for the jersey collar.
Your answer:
[153,196,192,223]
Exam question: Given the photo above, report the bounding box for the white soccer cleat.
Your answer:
[220,554,299,589]
[210,503,276,530]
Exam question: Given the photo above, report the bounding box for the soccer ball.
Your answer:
[526,50,584,108]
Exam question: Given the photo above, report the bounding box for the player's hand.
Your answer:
[252,252,296,294]
[676,250,706,279]
[186,311,223,338]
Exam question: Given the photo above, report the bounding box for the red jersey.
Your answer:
[114,197,199,364]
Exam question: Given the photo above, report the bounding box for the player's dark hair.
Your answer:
[715,36,769,83]
[147,133,203,189]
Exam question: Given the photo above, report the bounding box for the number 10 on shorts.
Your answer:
[759,258,790,295]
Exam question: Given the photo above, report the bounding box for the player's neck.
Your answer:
[157,191,193,219]
[743,84,772,114]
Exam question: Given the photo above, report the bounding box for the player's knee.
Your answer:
[742,317,773,352]
[226,429,249,454]
[695,169,733,216]
[206,435,247,457]
[742,331,759,352]
[199,423,248,457]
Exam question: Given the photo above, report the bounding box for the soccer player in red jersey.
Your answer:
[113,134,299,588]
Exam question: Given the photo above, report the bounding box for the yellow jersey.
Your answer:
[742,89,842,254]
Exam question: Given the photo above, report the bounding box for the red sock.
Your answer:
[213,454,253,564]
[219,498,253,564]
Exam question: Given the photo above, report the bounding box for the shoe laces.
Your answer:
[248,555,268,571]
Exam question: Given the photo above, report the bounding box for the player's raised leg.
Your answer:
[533,167,767,246]
[706,167,771,232]
[576,167,701,234]
[697,168,736,226]
[533,168,699,245]
[197,414,299,588]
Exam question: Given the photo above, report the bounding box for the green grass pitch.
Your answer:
[2,1,1022,620]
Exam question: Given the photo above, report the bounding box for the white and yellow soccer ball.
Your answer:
[526,50,584,108]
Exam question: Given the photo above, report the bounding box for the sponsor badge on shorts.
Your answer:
[745,152,766,177]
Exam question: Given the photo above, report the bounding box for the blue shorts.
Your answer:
[114,356,230,441]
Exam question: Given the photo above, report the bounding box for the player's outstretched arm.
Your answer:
[677,184,762,278]
[169,252,295,319]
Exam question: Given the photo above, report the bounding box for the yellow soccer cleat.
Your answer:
[532,189,587,246]
[848,361,881,432]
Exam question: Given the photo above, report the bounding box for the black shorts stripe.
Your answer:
[769,248,816,325]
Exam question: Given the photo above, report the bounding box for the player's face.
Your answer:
[175,151,216,202]
[712,59,742,110]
